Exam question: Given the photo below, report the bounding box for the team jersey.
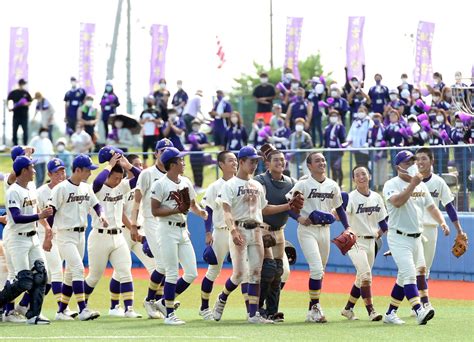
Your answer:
[123,189,144,227]
[6,182,39,233]
[346,189,388,236]
[287,176,343,220]
[422,174,454,226]
[50,179,99,230]
[203,177,232,229]
[218,177,268,223]
[136,165,166,219]
[383,177,434,234]
[92,180,131,230]
[151,175,196,223]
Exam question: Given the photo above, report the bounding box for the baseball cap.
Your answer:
[394,150,415,166]
[13,156,37,175]
[70,76,77,82]
[72,154,98,170]
[202,245,218,265]
[98,146,124,163]
[11,145,25,161]
[155,138,174,151]
[238,146,262,160]
[47,158,65,173]
[160,147,185,164]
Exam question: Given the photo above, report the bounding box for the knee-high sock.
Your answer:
[83,281,94,304]
[58,283,73,313]
[109,278,120,309]
[175,278,191,297]
[147,270,164,302]
[121,282,134,311]
[219,278,238,302]
[51,282,62,304]
[44,283,52,296]
[72,280,86,312]
[386,283,404,315]
[241,283,249,313]
[404,284,421,312]
[247,283,259,318]
[163,282,176,317]
[155,276,166,301]
[417,275,429,305]
[360,285,374,314]
[200,277,213,311]
[309,278,322,310]
[345,284,360,310]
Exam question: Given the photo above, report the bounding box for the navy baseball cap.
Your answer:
[394,150,415,166]
[47,158,65,173]
[13,156,37,174]
[238,146,262,160]
[160,147,185,164]
[98,146,123,163]
[203,245,218,265]
[73,154,98,170]
[11,146,25,161]
[155,138,174,151]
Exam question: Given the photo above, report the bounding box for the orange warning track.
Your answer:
[102,268,474,301]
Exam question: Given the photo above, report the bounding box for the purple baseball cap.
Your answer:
[47,158,65,173]
[73,154,98,170]
[160,147,185,164]
[238,146,262,160]
[98,145,124,164]
[155,138,174,151]
[11,145,26,161]
[13,156,37,174]
[394,150,415,166]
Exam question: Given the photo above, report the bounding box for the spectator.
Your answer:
[171,80,188,116]
[224,111,248,151]
[429,72,446,92]
[77,95,100,143]
[428,109,451,173]
[33,92,55,141]
[346,78,371,121]
[368,73,390,114]
[328,85,349,126]
[253,72,276,124]
[276,68,294,113]
[285,87,312,131]
[441,86,454,112]
[7,78,32,145]
[183,90,203,136]
[250,117,272,151]
[367,112,387,191]
[342,66,365,99]
[431,90,450,111]
[55,137,72,177]
[28,127,54,187]
[187,119,210,193]
[383,109,407,174]
[288,117,313,178]
[452,71,469,105]
[323,110,346,186]
[449,113,473,192]
[307,79,326,147]
[346,105,372,168]
[70,122,94,154]
[153,78,171,108]
[408,88,422,114]
[106,119,133,152]
[386,89,406,115]
[99,81,120,139]
[397,73,414,95]
[270,116,291,150]
[162,108,185,151]
[209,90,232,149]
[269,103,284,132]
[140,96,162,166]
[64,76,86,135]
[405,114,428,146]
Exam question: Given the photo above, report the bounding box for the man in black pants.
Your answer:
[7,79,32,145]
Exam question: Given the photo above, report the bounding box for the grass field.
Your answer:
[1,275,473,341]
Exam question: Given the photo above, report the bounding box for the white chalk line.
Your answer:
[0,336,239,340]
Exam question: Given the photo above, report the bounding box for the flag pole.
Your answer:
[270,0,274,70]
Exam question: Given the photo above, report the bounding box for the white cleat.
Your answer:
[14,304,28,317]
[143,299,162,319]
[26,315,50,325]
[423,302,435,312]
[63,307,79,318]
[369,311,383,321]
[248,312,274,324]
[124,307,142,318]
[383,310,405,325]
[341,308,358,320]
[416,307,435,325]
[2,311,26,323]
[55,312,74,321]
[78,308,100,321]
[155,299,167,318]
[108,305,125,317]
[307,303,327,323]
[199,308,215,321]
[212,298,227,322]
[164,312,185,325]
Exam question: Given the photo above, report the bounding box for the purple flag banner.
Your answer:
[284,17,303,81]
[149,24,169,93]
[413,21,435,96]
[79,23,96,95]
[346,17,365,80]
[8,27,29,92]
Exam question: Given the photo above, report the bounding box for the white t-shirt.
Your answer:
[71,130,92,154]
[28,136,54,163]
[346,189,387,236]
[383,177,434,234]
[422,174,454,226]
[151,175,196,223]
[218,177,268,223]
[203,177,231,229]
[141,112,158,136]
[287,176,343,220]
[136,165,166,219]
[123,189,144,227]
[50,180,99,230]
[93,180,131,230]
[6,182,39,233]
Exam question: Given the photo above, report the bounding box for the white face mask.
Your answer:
[291,83,299,91]
[71,81,77,89]
[389,94,398,101]
[455,121,464,128]
[177,84,182,89]
[330,90,338,98]
[169,114,177,121]
[401,78,408,83]
[412,93,420,100]
[295,124,304,132]
[315,83,325,94]
[409,122,420,133]
[56,144,65,152]
[40,132,49,139]
[329,116,338,124]
[285,73,293,82]
[159,83,166,89]
[86,100,93,107]
[436,115,444,123]
[432,96,439,102]
[260,78,268,84]
[231,117,239,125]
[115,121,123,128]
[192,125,200,132]
[357,112,367,119]
[406,164,419,177]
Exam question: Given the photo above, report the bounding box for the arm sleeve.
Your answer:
[445,201,459,222]
[93,169,110,193]
[288,210,300,220]
[378,218,388,232]
[9,207,39,224]
[128,166,141,189]
[204,206,213,233]
[93,203,104,217]
[335,206,349,229]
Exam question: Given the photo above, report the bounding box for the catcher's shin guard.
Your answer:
[259,259,277,309]
[26,260,47,319]
[0,270,34,306]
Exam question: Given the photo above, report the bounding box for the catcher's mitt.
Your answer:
[289,191,304,214]
[141,237,154,258]
[262,234,277,248]
[331,230,357,255]
[285,240,297,265]
[452,233,468,258]
[172,187,191,213]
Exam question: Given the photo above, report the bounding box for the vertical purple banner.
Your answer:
[79,23,96,95]
[284,17,303,81]
[346,17,365,80]
[413,21,435,96]
[149,24,169,93]
[8,27,29,92]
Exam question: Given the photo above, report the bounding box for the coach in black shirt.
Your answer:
[253,73,276,124]
[7,78,32,145]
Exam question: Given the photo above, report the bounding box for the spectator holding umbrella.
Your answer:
[99,81,120,139]
[323,110,346,186]
[64,76,86,136]
[187,119,210,193]
[107,118,133,152]
[224,111,248,151]
[209,90,232,149]
[7,78,32,145]
[33,92,55,141]
[172,80,188,116]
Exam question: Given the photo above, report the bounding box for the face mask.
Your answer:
[159,83,166,89]
[455,121,464,128]
[231,117,239,125]
[357,112,367,119]
[105,85,113,92]
[432,96,440,102]
[177,84,182,89]
[40,132,49,139]
[434,79,439,85]
[169,115,177,121]
[115,121,123,128]
[297,96,304,101]
[436,115,444,123]
[217,95,223,101]
[295,124,304,132]
[56,144,65,152]
[375,79,381,85]
[412,93,420,100]
[71,81,77,89]
[401,78,408,83]
[260,78,268,84]
[277,119,284,127]
[192,125,200,132]
[291,83,299,91]
[257,122,264,129]
[455,75,462,82]
[409,122,420,133]
[389,94,398,101]
[315,83,325,94]
[285,73,293,82]
[352,81,359,87]
[373,119,380,126]
[330,91,338,97]
[445,92,452,98]
[329,116,338,124]
[406,164,419,177]
[86,100,93,107]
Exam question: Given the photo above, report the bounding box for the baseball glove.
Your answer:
[171,187,191,214]
[452,233,468,258]
[262,234,277,248]
[289,191,304,214]
[141,237,154,258]
[331,230,357,255]
[285,240,297,265]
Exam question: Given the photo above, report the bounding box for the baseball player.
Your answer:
[83,152,142,318]
[382,150,449,325]
[5,156,53,324]
[254,146,295,322]
[49,154,108,321]
[287,151,352,323]
[130,139,174,319]
[341,166,387,321]
[212,146,294,324]
[151,147,208,325]
[199,150,237,320]
[414,147,466,308]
